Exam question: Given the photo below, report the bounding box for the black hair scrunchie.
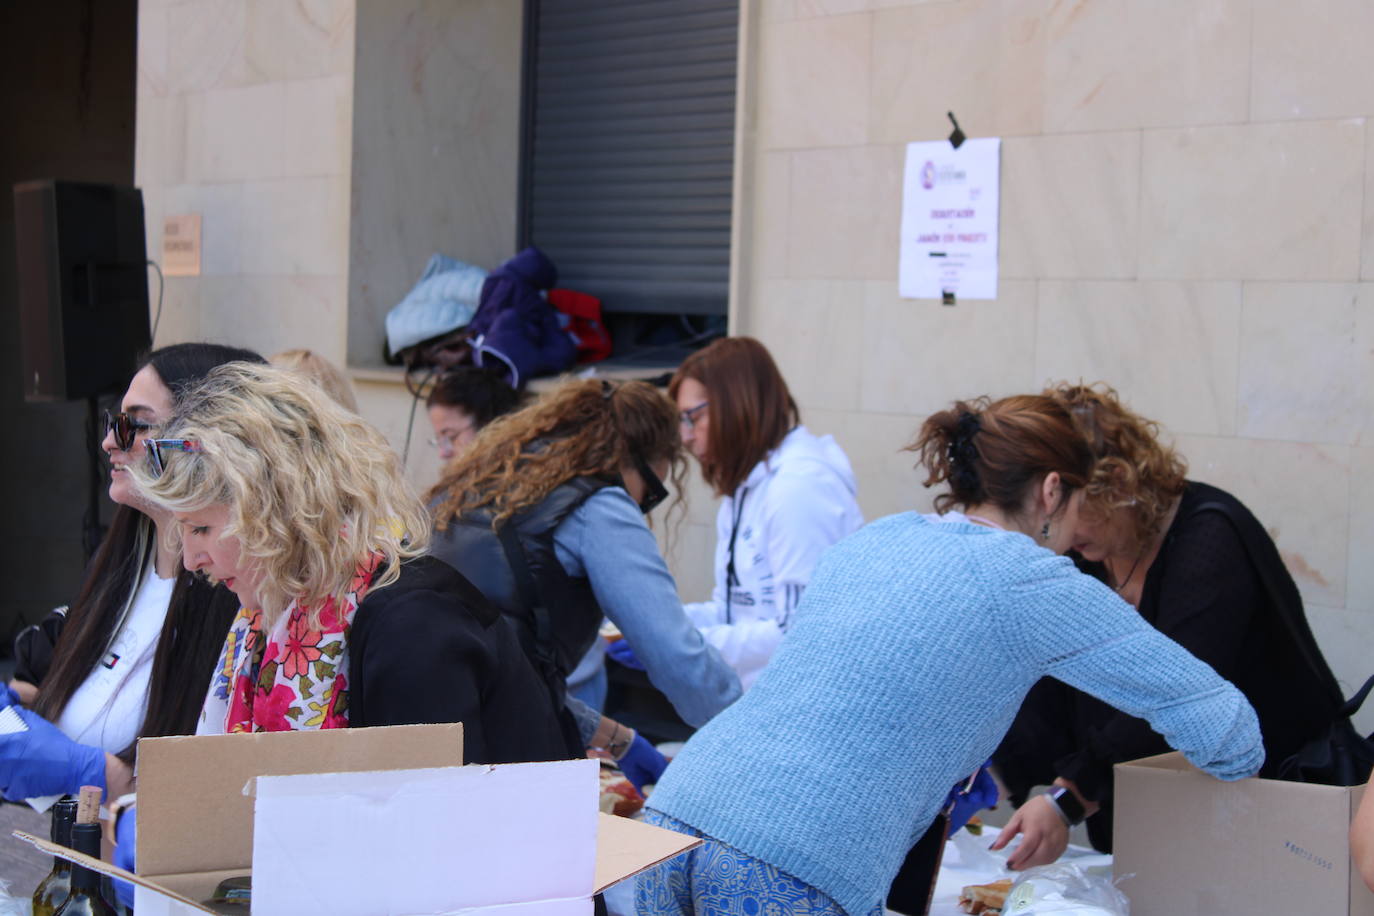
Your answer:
[949,411,982,494]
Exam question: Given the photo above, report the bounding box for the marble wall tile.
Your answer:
[748,151,792,281]
[134,93,187,193]
[869,0,1051,144]
[197,275,346,361]
[1345,445,1374,621]
[186,75,352,182]
[153,182,246,276]
[138,2,171,97]
[1177,434,1349,609]
[756,13,869,149]
[151,279,204,348]
[860,279,1038,418]
[809,407,931,521]
[239,176,349,277]
[1043,0,1249,133]
[1000,131,1140,280]
[1139,121,1364,281]
[786,145,904,281]
[1363,120,1374,282]
[751,279,866,413]
[244,0,354,83]
[1251,0,1374,122]
[1237,282,1366,445]
[761,0,872,20]
[166,0,248,93]
[1036,280,1242,437]
[1305,605,1374,734]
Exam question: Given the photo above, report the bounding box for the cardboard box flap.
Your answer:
[594,812,701,894]
[138,722,463,877]
[14,832,216,914]
[250,760,599,914]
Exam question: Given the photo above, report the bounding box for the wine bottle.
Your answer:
[31,796,80,916]
[53,786,118,916]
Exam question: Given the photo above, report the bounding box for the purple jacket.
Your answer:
[468,247,576,387]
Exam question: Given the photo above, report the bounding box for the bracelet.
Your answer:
[606,723,633,759]
[1047,786,1088,827]
[1042,792,1072,828]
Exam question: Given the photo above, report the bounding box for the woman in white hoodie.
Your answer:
[609,337,863,689]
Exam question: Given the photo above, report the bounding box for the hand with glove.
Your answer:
[606,638,646,671]
[112,803,138,908]
[616,732,668,791]
[0,705,106,802]
[943,761,999,836]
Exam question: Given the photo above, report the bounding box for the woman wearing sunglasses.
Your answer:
[131,362,568,762]
[427,378,742,784]
[0,344,261,808]
[651,337,863,689]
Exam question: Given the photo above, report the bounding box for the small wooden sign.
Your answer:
[163,213,202,276]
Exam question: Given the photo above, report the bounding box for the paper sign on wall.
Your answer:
[162,213,201,277]
[898,138,1000,301]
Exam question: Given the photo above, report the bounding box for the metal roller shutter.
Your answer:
[518,0,738,316]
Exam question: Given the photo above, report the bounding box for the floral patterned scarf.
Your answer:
[198,555,382,734]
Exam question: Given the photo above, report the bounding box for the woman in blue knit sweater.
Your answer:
[636,394,1264,916]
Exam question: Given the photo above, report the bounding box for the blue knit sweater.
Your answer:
[647,513,1263,916]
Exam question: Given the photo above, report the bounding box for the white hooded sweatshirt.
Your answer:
[683,425,864,689]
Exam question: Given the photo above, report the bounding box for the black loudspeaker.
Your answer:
[13,179,150,402]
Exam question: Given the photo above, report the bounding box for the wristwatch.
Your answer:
[1047,786,1088,827]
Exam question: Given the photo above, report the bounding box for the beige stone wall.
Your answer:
[734,0,1374,722]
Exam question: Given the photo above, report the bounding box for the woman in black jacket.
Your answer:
[132,361,567,764]
[993,382,1343,867]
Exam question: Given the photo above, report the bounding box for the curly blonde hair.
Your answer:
[1046,382,1188,547]
[429,378,685,530]
[131,362,429,626]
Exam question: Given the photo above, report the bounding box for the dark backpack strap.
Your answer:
[495,521,559,673]
[1342,672,1374,718]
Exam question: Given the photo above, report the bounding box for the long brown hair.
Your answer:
[429,378,685,529]
[35,343,260,762]
[669,336,799,497]
[909,394,1094,521]
[1046,382,1188,547]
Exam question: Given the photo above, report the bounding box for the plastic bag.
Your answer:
[1003,862,1129,915]
[0,875,30,915]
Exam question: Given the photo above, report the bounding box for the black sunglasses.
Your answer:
[632,453,669,515]
[104,410,156,452]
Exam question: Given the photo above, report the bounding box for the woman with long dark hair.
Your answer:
[0,343,261,804]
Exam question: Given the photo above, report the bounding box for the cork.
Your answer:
[76,785,101,825]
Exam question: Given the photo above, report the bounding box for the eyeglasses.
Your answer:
[146,438,202,479]
[427,424,476,450]
[632,453,669,515]
[679,401,709,430]
[104,410,156,451]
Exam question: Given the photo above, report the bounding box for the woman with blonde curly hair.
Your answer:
[428,378,741,787]
[994,382,1344,860]
[130,362,567,761]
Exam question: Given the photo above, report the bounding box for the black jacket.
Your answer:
[348,555,570,765]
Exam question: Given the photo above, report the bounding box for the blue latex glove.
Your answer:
[113,803,137,908]
[606,638,645,671]
[0,706,105,801]
[944,762,999,835]
[616,733,668,791]
[0,685,19,710]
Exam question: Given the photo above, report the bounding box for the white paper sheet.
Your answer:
[898,137,1001,301]
[251,759,600,916]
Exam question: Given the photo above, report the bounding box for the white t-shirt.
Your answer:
[55,561,175,754]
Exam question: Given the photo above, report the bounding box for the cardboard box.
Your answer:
[1114,751,1374,916]
[17,723,698,915]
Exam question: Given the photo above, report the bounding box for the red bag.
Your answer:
[548,288,612,364]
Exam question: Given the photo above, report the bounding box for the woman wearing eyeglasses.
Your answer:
[426,378,742,783]
[0,344,261,808]
[128,362,568,761]
[650,337,863,689]
[425,366,523,462]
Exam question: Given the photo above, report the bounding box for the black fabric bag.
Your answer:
[1194,499,1374,787]
[1277,673,1374,786]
